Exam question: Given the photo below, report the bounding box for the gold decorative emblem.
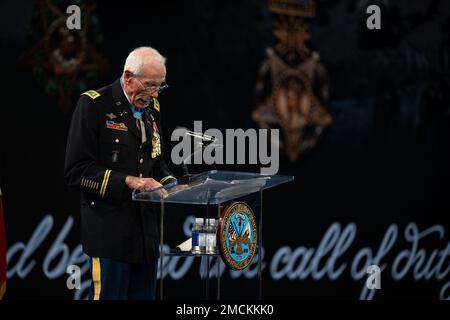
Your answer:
[20,1,109,112]
[252,0,332,162]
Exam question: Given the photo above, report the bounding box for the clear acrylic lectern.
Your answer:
[132,170,293,300]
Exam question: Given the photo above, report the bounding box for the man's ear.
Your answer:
[123,70,132,84]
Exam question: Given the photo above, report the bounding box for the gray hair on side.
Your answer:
[123,46,166,75]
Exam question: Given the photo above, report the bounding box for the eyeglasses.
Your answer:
[133,75,169,94]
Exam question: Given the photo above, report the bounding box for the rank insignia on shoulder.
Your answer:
[106,120,128,131]
[106,113,117,120]
[153,98,160,112]
[82,90,101,99]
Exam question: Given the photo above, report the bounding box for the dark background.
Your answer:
[0,0,449,299]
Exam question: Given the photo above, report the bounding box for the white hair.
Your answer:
[123,46,166,75]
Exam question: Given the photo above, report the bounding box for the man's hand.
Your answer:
[125,176,168,196]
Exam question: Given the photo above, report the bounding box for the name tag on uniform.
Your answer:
[106,121,128,131]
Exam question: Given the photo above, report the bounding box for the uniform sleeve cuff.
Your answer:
[159,175,176,185]
[101,170,128,200]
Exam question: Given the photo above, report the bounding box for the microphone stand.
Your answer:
[180,140,215,184]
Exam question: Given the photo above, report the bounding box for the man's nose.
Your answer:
[150,91,159,99]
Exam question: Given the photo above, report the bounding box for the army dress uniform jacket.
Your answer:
[64,79,176,264]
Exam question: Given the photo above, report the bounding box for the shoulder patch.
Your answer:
[81,90,101,100]
[153,98,160,112]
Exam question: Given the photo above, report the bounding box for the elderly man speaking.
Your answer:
[64,47,176,300]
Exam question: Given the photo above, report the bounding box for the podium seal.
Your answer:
[218,202,258,270]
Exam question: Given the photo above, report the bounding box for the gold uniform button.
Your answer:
[139,158,144,164]
[115,139,120,143]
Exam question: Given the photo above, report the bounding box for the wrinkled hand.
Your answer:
[125,176,168,197]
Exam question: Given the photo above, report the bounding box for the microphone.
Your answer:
[175,127,218,146]
[185,130,216,143]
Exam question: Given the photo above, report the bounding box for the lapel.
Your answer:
[111,78,140,138]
